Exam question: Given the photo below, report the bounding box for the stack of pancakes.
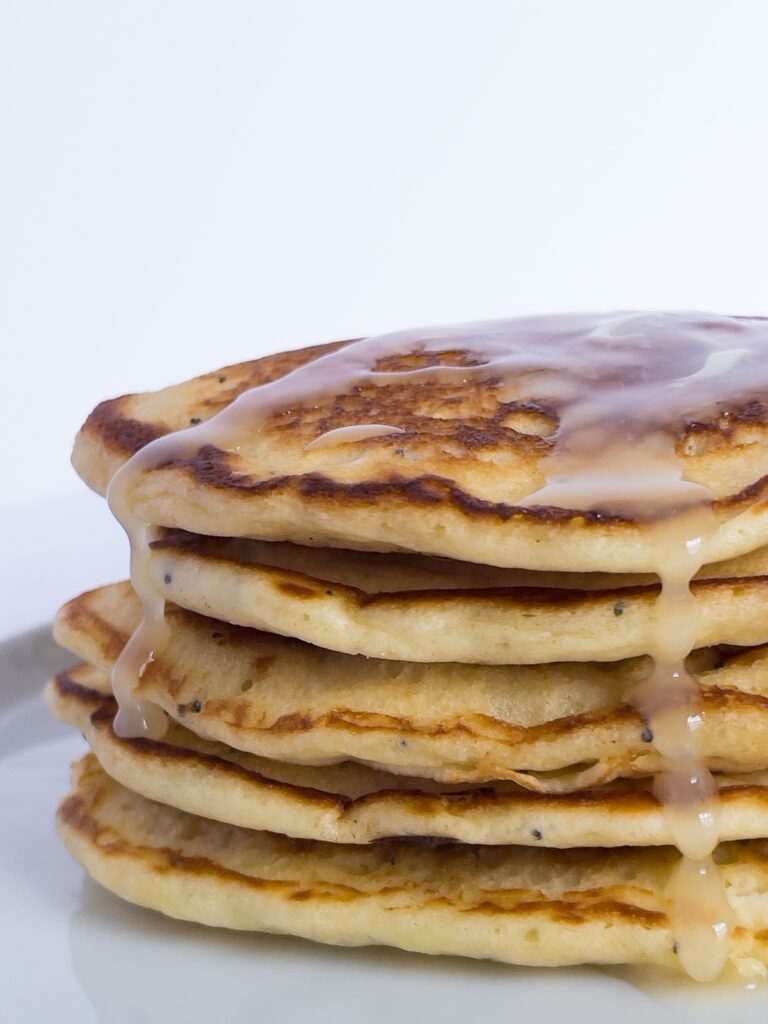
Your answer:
[46,329,768,977]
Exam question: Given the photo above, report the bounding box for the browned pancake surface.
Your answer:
[72,337,768,571]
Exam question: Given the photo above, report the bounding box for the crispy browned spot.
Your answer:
[171,453,768,524]
[53,669,108,708]
[83,339,354,457]
[57,595,129,663]
[274,581,323,600]
[83,400,165,456]
[163,446,631,526]
[59,793,104,841]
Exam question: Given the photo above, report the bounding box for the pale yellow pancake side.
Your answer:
[145,530,768,663]
[54,583,768,787]
[58,756,768,974]
[47,667,768,849]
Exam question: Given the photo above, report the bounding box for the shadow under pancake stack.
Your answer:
[46,313,768,983]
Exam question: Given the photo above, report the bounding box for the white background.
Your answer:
[3,9,768,1020]
[3,0,768,634]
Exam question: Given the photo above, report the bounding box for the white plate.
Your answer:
[4,627,768,1023]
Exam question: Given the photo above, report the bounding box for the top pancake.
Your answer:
[72,313,768,572]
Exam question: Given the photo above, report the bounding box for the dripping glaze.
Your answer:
[106,310,768,982]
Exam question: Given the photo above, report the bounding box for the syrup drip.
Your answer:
[106,311,768,981]
[634,510,734,981]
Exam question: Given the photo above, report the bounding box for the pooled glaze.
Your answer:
[106,310,768,981]
[305,424,406,451]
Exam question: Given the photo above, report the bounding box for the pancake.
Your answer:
[58,754,768,974]
[154,528,768,593]
[71,315,768,573]
[145,528,768,663]
[48,666,768,849]
[53,582,768,788]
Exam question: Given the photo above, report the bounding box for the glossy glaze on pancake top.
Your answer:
[105,311,768,981]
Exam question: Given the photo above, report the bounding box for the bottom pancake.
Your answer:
[59,755,768,974]
[47,666,768,848]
